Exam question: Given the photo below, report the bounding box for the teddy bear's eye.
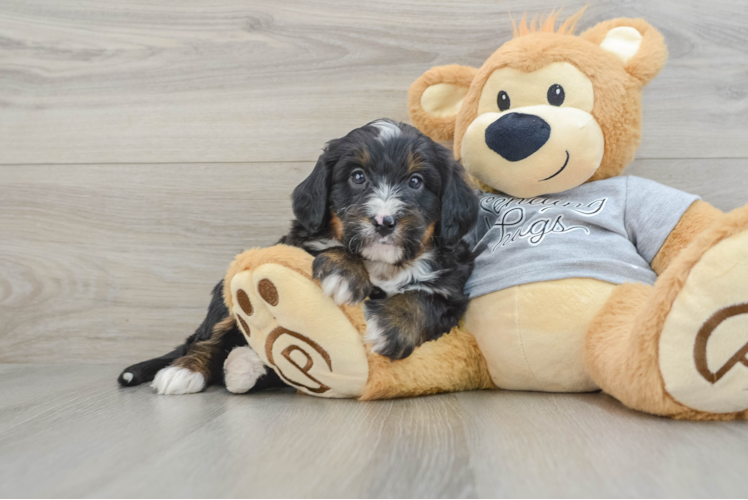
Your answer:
[547,84,565,106]
[497,90,511,112]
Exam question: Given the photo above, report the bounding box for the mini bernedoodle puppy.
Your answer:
[118,119,479,395]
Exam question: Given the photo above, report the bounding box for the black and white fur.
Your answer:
[118,119,478,394]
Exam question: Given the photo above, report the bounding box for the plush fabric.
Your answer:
[361,324,494,401]
[407,65,477,142]
[465,278,613,392]
[650,200,723,274]
[659,230,748,414]
[226,248,369,398]
[221,13,748,420]
[586,205,748,420]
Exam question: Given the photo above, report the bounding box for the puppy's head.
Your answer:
[292,119,478,264]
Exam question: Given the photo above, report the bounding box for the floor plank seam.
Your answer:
[1,157,747,167]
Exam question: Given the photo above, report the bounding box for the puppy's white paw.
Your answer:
[223,346,267,394]
[363,314,388,355]
[151,366,206,395]
[320,274,356,305]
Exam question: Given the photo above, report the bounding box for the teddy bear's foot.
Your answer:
[659,226,748,414]
[228,248,369,398]
[586,206,748,419]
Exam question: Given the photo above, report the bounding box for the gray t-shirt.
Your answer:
[465,176,700,299]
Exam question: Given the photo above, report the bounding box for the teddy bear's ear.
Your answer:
[580,18,668,86]
[408,64,477,141]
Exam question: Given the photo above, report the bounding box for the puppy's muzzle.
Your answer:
[372,215,397,236]
[485,112,551,162]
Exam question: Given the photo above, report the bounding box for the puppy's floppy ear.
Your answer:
[580,18,668,87]
[408,65,477,142]
[292,140,340,233]
[437,147,479,248]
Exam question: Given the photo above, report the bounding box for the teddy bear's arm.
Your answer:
[650,200,723,275]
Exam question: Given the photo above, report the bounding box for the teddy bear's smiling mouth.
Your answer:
[539,150,570,182]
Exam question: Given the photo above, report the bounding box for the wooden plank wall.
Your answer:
[1,0,747,364]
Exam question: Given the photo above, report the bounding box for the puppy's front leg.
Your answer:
[364,291,466,360]
[313,248,372,305]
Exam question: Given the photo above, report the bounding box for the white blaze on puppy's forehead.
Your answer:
[365,183,405,220]
[372,120,402,143]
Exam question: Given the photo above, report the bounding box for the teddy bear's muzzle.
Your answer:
[461,105,604,198]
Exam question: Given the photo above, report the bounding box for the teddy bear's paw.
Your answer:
[231,269,277,342]
[230,263,369,398]
[659,229,748,414]
[223,346,267,394]
[151,366,206,395]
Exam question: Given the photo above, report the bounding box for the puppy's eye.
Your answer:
[351,170,366,185]
[497,90,510,112]
[408,175,423,189]
[547,84,565,106]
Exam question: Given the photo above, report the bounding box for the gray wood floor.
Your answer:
[0,364,747,498]
[1,1,748,497]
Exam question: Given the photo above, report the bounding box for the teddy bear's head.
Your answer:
[409,12,668,198]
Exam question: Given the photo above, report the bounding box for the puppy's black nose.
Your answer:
[485,112,551,162]
[373,215,397,236]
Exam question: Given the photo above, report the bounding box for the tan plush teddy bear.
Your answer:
[223,12,748,420]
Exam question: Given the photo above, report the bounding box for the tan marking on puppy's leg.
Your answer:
[151,316,237,395]
[173,316,236,379]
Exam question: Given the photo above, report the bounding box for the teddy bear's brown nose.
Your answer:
[485,112,551,162]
